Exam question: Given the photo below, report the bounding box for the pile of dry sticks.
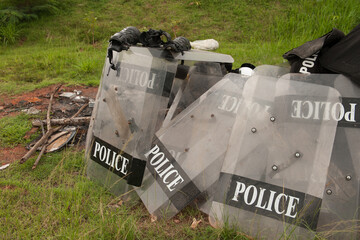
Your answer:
[19,85,90,169]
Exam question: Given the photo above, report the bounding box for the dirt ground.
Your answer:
[0,85,98,166]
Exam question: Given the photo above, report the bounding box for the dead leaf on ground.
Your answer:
[173,219,180,224]
[190,218,201,229]
[150,215,157,222]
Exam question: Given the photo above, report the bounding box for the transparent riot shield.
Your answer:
[162,61,229,128]
[280,73,360,239]
[136,73,249,219]
[210,71,341,239]
[253,64,290,78]
[85,47,178,195]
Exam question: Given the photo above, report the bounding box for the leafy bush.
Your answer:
[0,22,19,44]
[0,0,69,44]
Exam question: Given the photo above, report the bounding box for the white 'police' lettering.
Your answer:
[93,141,129,175]
[119,66,156,89]
[291,100,357,122]
[218,94,271,114]
[145,145,185,192]
[299,53,318,74]
[231,181,300,218]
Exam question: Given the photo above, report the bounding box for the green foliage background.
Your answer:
[0,0,359,95]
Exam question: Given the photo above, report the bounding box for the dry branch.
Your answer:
[32,144,48,170]
[20,88,89,166]
[20,126,61,164]
[47,84,62,130]
[72,103,89,119]
[32,117,90,127]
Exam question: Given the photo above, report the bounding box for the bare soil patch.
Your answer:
[0,85,98,165]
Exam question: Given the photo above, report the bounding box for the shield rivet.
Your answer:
[326,189,332,195]
[346,175,352,181]
[251,128,257,133]
[295,152,301,158]
[270,116,276,122]
[272,165,278,171]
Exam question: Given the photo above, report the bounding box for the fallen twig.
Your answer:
[20,85,61,165]
[20,90,89,166]
[20,126,61,164]
[47,84,62,130]
[71,103,89,119]
[39,119,45,136]
[32,117,91,127]
[32,144,48,170]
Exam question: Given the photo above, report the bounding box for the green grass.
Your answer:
[0,113,37,147]
[0,0,358,95]
[0,0,359,239]
[0,149,246,239]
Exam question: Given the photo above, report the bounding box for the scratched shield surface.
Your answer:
[85,47,177,195]
[209,71,341,239]
[135,73,249,219]
[280,73,360,239]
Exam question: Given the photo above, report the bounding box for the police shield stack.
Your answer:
[85,46,234,196]
[85,43,359,238]
[209,69,342,239]
[85,47,178,194]
[136,73,249,219]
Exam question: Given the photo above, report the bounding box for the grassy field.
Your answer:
[0,0,359,239]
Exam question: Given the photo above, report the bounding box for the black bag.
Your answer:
[320,24,360,83]
[283,28,345,74]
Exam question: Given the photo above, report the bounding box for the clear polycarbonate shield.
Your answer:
[136,73,249,219]
[162,61,228,128]
[280,73,360,239]
[85,47,177,194]
[253,64,290,78]
[210,71,341,239]
[163,50,234,128]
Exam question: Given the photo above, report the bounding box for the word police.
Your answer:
[145,144,185,192]
[117,65,156,89]
[231,181,300,218]
[291,100,357,122]
[92,141,130,176]
[299,53,318,74]
[218,94,270,114]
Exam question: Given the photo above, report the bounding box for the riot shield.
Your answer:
[253,64,290,78]
[136,73,249,219]
[162,48,233,128]
[85,47,178,195]
[210,71,341,239]
[280,73,360,239]
[162,61,229,128]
